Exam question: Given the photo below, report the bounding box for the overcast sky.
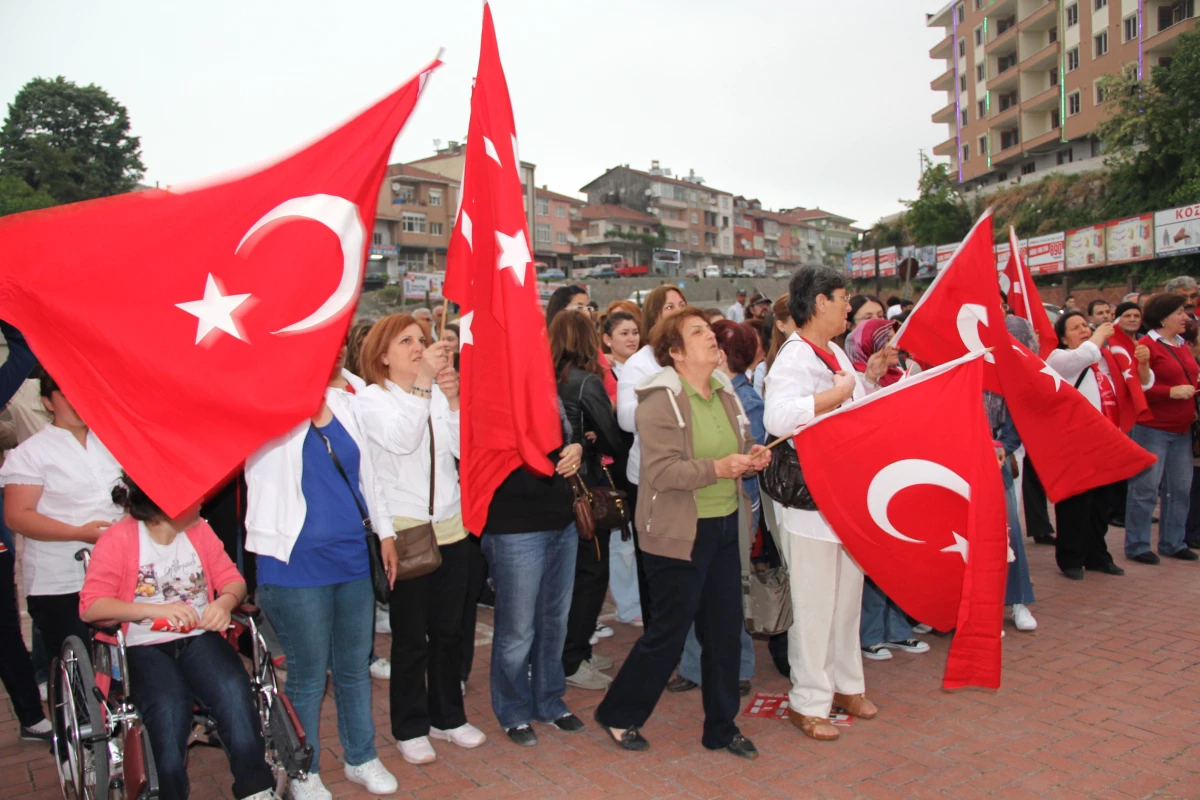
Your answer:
[1,0,946,227]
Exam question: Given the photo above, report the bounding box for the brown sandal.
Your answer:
[788,709,840,741]
[833,692,878,720]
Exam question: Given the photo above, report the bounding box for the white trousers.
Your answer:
[607,529,642,622]
[782,532,866,717]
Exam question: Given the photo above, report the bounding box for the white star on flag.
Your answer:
[458,310,473,346]
[495,230,530,286]
[460,210,473,251]
[484,136,502,166]
[941,532,969,563]
[176,273,252,345]
[1039,364,1063,391]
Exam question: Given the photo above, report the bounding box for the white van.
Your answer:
[703,265,721,278]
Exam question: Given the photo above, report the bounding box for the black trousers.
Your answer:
[388,537,469,740]
[0,551,45,727]
[1054,485,1115,572]
[460,534,487,682]
[1022,454,1055,539]
[27,592,91,757]
[1111,478,1128,524]
[596,512,742,750]
[562,528,612,675]
[625,482,653,630]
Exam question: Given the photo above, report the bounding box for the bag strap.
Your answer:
[427,417,436,518]
[311,421,372,532]
[1159,338,1196,385]
[1073,368,1090,390]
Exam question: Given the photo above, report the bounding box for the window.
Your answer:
[1124,15,1138,41]
[978,99,987,118]
[1095,31,1108,57]
[691,233,699,246]
[534,222,551,244]
[555,204,566,218]
[372,233,382,245]
[997,16,1015,34]
[975,27,983,46]
[962,144,970,162]
[690,211,699,224]
[1022,162,1037,175]
[997,171,1008,181]
[1051,67,1060,85]
[556,232,568,245]
[979,135,989,154]
[402,213,426,233]
[998,54,1017,73]
[535,197,549,216]
[958,3,965,21]
[429,221,444,236]
[1158,2,1195,33]
[1049,26,1058,43]
[1067,47,1080,71]
[960,74,967,91]
[1066,3,1079,26]
[1095,82,1107,103]
[961,109,968,126]
[975,0,983,9]
[976,64,985,81]
[394,185,415,203]
[1095,0,1106,8]
[959,38,966,57]
[998,91,1018,111]
[1068,90,1082,115]
[1052,108,1062,128]
[1001,128,1020,149]
[1057,148,1075,165]
[588,222,600,236]
[689,191,697,203]
[428,188,442,207]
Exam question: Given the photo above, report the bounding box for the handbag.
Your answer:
[570,474,596,543]
[573,379,633,533]
[390,418,442,582]
[742,493,793,636]
[759,339,826,511]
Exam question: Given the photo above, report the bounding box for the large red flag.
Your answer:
[1002,226,1057,359]
[1107,327,1153,432]
[444,2,562,532]
[794,353,1007,689]
[0,62,440,517]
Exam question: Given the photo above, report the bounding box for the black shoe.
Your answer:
[1129,551,1161,565]
[19,723,53,742]
[1169,548,1200,561]
[1033,534,1057,545]
[550,713,585,733]
[724,733,759,761]
[1109,517,1126,528]
[665,676,698,693]
[1061,567,1085,580]
[505,724,538,747]
[739,680,752,697]
[1089,562,1125,575]
[595,711,649,752]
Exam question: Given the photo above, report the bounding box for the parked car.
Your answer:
[722,266,737,277]
[772,269,792,279]
[539,268,566,280]
[363,272,387,291]
[592,268,620,279]
[685,266,702,278]
[736,269,756,278]
[614,262,649,278]
[704,265,721,278]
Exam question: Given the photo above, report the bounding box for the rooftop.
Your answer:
[580,204,659,224]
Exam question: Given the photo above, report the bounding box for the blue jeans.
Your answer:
[257,578,376,772]
[859,579,913,648]
[678,622,754,684]
[127,632,273,800]
[1126,425,1192,557]
[1004,464,1035,605]
[481,525,577,730]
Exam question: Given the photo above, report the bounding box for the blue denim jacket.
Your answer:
[732,373,766,512]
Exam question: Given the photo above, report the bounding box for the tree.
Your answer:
[1096,28,1200,217]
[903,156,972,245]
[0,175,55,217]
[0,76,145,206]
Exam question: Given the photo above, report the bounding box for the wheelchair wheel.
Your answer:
[256,638,312,785]
[51,636,109,800]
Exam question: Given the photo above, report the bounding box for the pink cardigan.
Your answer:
[79,516,244,640]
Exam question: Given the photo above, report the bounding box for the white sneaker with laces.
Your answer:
[1011,604,1038,632]
[375,605,392,635]
[430,722,487,749]
[397,735,437,764]
[369,658,391,680]
[879,638,931,654]
[913,623,933,635]
[288,773,332,800]
[862,644,893,661]
[594,622,614,638]
[588,633,599,646]
[345,757,398,794]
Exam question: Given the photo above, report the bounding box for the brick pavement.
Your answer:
[4,525,1200,799]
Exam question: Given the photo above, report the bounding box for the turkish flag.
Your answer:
[894,210,1155,504]
[444,2,562,532]
[794,353,1008,689]
[0,61,440,517]
[1107,327,1153,432]
[1002,226,1057,359]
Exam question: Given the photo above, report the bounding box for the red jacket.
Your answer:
[1140,335,1200,434]
[79,516,244,641]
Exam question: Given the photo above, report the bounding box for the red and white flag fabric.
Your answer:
[1106,326,1153,433]
[893,210,1155,504]
[1002,226,1057,359]
[794,352,1008,689]
[444,2,562,533]
[0,62,440,517]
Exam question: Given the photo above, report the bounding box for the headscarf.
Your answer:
[846,318,903,386]
[1005,315,1036,352]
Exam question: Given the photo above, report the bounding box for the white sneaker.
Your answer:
[397,735,436,764]
[913,623,933,635]
[430,722,487,749]
[879,639,931,654]
[344,757,398,794]
[289,773,332,800]
[565,660,613,690]
[241,791,275,800]
[375,605,392,635]
[588,633,599,646]
[594,622,614,639]
[862,644,893,661]
[588,652,614,671]
[369,658,391,680]
[39,682,48,702]
[1011,604,1038,632]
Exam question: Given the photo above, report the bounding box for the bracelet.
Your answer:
[409,384,432,397]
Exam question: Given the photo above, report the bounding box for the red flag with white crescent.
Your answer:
[1106,327,1153,433]
[1002,226,1058,359]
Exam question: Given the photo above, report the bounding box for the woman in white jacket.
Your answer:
[357,314,487,765]
[245,347,399,800]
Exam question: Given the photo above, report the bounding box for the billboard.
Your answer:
[1026,232,1065,274]
[877,247,897,278]
[936,242,959,272]
[1066,225,1106,270]
[1155,203,1200,258]
[861,249,876,278]
[402,271,444,301]
[1106,215,1154,263]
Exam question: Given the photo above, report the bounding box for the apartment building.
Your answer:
[579,162,736,273]
[778,208,859,269]
[575,204,662,266]
[928,0,1196,195]
[533,187,586,271]
[371,163,459,280]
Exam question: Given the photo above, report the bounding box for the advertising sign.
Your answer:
[1066,225,1106,270]
[1154,204,1200,258]
[877,246,897,278]
[402,271,444,301]
[861,249,876,278]
[1026,232,1065,274]
[995,239,1028,274]
[1106,215,1154,263]
[936,243,959,272]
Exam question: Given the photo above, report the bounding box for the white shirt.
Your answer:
[763,333,878,544]
[6,380,51,444]
[1045,342,1154,413]
[124,522,208,647]
[357,381,462,524]
[616,345,665,484]
[726,302,746,323]
[0,426,123,595]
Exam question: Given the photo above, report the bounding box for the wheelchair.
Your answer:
[51,549,313,800]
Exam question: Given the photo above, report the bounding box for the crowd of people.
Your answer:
[1,267,1199,798]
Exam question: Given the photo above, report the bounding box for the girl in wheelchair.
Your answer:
[79,475,275,800]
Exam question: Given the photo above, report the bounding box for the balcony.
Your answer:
[932,100,957,124]
[985,23,1020,56]
[991,100,1021,126]
[992,130,1024,163]
[1022,126,1063,151]
[933,136,958,156]
[660,216,689,229]
[930,32,954,59]
[1019,0,1058,30]
[1023,83,1059,111]
[655,195,687,209]
[931,65,956,91]
[928,2,955,29]
[1145,14,1196,58]
[1020,40,1059,72]
[987,64,1021,92]
[988,0,1018,20]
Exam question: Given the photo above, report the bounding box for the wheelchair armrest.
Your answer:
[89,619,122,636]
[237,602,260,617]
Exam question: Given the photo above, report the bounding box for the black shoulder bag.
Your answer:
[759,339,833,511]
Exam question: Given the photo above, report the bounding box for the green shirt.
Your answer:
[684,376,739,519]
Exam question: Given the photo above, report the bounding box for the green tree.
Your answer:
[1096,28,1200,216]
[0,174,55,217]
[0,76,145,205]
[903,156,972,245]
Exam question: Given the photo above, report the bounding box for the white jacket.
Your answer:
[1045,342,1154,413]
[244,386,393,564]
[357,380,462,524]
[616,344,665,485]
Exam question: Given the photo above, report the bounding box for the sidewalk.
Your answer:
[4,525,1200,799]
